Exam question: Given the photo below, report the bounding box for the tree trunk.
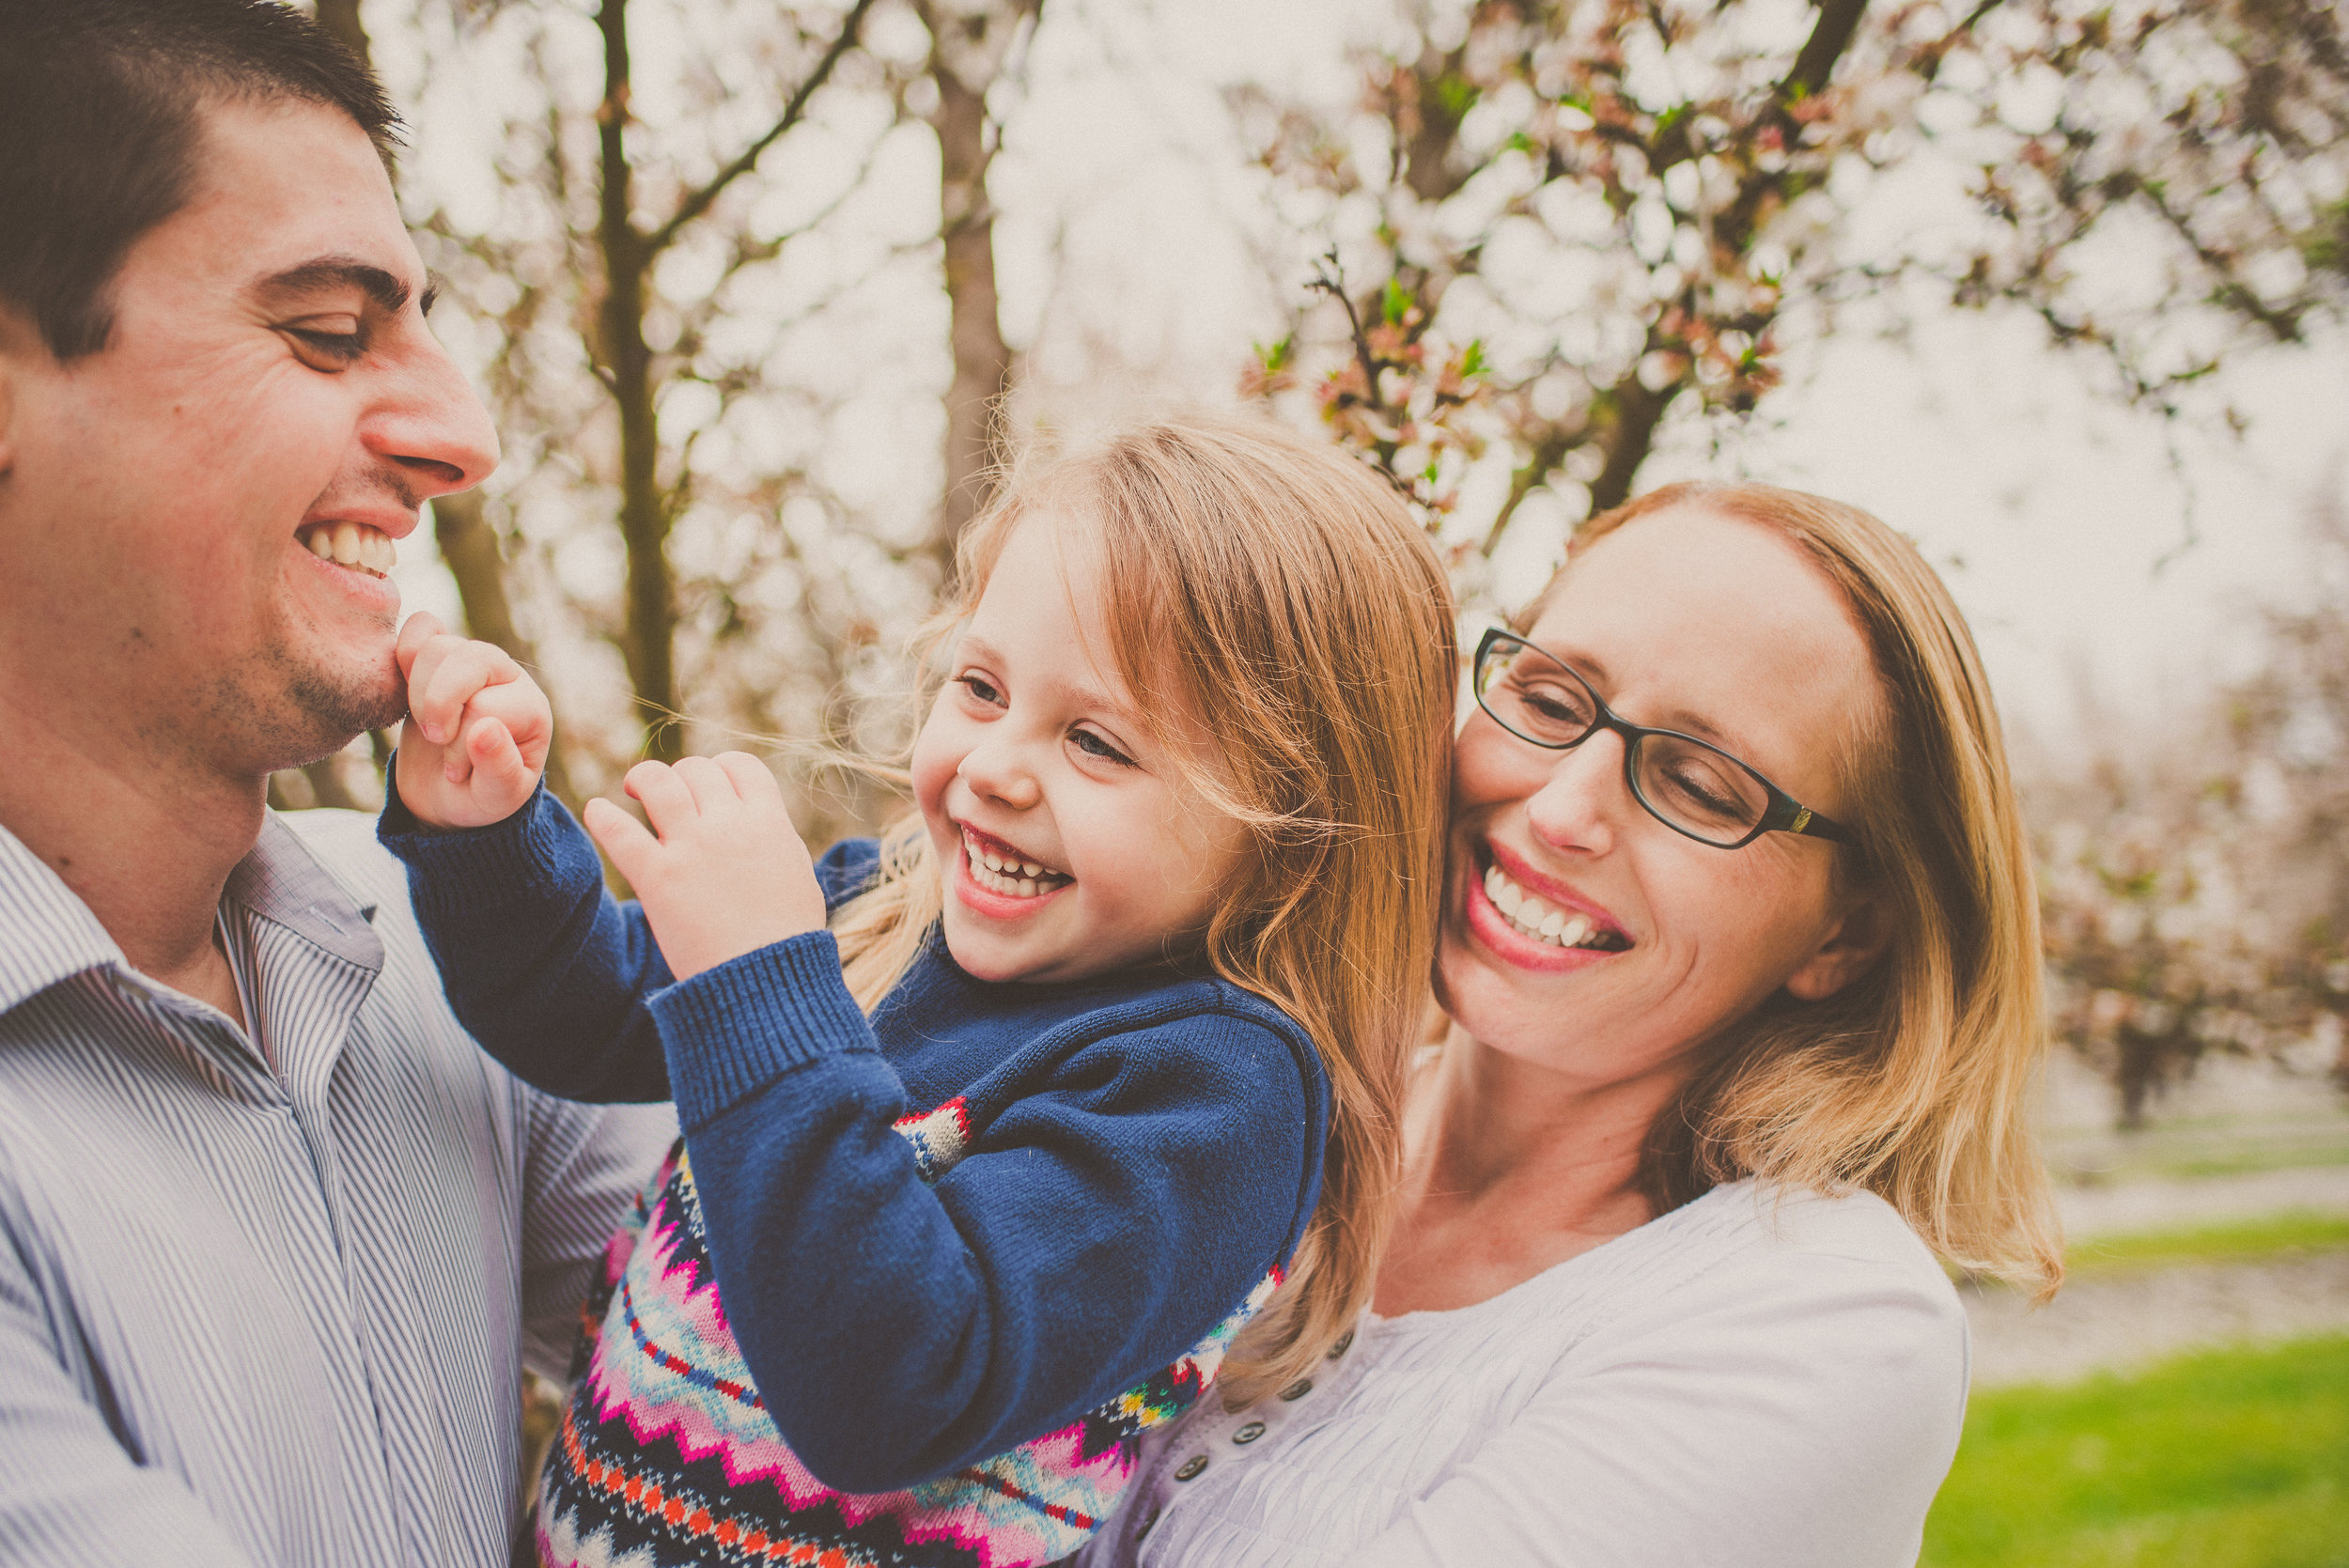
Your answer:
[432,491,576,803]
[595,0,680,762]
[917,0,1037,583]
[311,0,370,66]
[1586,372,1673,518]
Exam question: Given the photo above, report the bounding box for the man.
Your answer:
[0,3,673,1563]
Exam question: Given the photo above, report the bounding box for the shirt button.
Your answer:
[1135,1505,1161,1539]
[1174,1454,1209,1482]
[1279,1379,1314,1401]
[1232,1421,1267,1445]
[1328,1329,1355,1359]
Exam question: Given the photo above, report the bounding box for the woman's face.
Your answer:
[1437,505,1888,1088]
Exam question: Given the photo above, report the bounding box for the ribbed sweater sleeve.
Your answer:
[378,777,675,1102]
[376,776,876,1104]
[653,951,1325,1496]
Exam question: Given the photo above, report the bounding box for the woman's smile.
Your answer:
[1463,839,1633,971]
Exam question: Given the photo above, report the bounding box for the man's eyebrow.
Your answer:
[248,256,415,316]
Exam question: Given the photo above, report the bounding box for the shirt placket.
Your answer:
[1126,1315,1376,1553]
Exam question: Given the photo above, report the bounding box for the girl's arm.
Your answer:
[378,781,875,1103]
[654,937,1327,1497]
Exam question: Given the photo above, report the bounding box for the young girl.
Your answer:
[380,416,1455,1568]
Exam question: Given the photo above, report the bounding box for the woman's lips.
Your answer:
[1464,840,1632,970]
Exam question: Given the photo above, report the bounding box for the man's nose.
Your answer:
[1524,730,1628,856]
[370,322,501,500]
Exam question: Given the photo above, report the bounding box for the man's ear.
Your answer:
[0,306,32,477]
[1784,886,1891,1001]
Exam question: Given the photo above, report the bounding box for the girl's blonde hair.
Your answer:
[1535,480,2062,1296]
[832,413,1459,1402]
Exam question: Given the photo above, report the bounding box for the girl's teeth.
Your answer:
[1539,910,1564,938]
[1560,914,1592,946]
[964,835,1067,898]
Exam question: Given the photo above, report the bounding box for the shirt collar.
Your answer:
[0,816,128,1016]
[0,812,383,1018]
[225,815,384,971]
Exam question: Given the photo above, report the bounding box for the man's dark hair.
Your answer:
[0,0,400,360]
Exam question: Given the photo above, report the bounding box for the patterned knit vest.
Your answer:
[530,1096,1283,1568]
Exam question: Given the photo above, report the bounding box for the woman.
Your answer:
[1081,480,2062,1567]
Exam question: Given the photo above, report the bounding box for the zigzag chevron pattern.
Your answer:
[530,1110,1280,1567]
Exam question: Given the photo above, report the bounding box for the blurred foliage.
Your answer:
[1249,0,2349,1121]
[1239,0,2349,599]
[1921,1334,2349,1567]
[2032,502,2349,1125]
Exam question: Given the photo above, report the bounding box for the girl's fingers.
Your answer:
[460,713,533,801]
[411,639,515,747]
[466,679,554,771]
[713,751,781,805]
[669,754,734,814]
[582,797,658,884]
[623,760,697,839]
[395,612,445,678]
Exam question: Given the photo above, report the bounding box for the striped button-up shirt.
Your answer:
[0,807,675,1567]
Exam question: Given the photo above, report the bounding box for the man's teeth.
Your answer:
[1483,863,1626,951]
[303,522,396,578]
[964,833,1070,898]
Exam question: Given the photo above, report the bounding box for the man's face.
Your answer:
[0,96,498,778]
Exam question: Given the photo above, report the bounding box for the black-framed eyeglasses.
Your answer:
[1471,628,1855,850]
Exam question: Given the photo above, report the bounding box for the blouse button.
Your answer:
[1278,1379,1313,1402]
[1174,1454,1209,1482]
[1231,1421,1267,1445]
[1328,1329,1355,1359]
[1135,1505,1161,1540]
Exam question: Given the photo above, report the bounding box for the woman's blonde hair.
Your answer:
[832,413,1459,1402]
[1531,480,2062,1296]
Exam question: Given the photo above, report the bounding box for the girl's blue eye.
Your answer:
[958,675,1004,707]
[1070,727,1135,767]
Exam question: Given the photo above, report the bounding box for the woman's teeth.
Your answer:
[1483,863,1628,951]
[964,833,1071,899]
[303,522,397,579]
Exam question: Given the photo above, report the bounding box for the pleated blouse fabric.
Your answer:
[0,808,676,1568]
[1080,1181,1969,1568]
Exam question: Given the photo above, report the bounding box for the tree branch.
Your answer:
[644,0,882,258]
[1782,0,1871,100]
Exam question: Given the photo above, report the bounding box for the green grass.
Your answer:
[1921,1336,2349,1568]
[2065,1211,2349,1278]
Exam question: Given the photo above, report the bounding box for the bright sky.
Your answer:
[989,0,2349,739]
[383,0,2349,747]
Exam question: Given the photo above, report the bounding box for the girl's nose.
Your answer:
[1523,730,1627,857]
[957,737,1042,811]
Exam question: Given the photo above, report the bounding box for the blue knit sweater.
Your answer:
[380,784,1329,1501]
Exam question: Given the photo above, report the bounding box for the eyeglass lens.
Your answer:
[1478,638,1773,846]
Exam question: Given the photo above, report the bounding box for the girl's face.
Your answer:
[1437,505,1889,1090]
[911,510,1250,986]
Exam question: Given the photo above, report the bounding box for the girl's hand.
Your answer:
[583,753,830,981]
[394,613,552,830]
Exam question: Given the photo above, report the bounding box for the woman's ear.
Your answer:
[1783,887,1891,1001]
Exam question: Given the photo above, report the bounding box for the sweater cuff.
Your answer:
[377,768,573,917]
[651,931,874,1128]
